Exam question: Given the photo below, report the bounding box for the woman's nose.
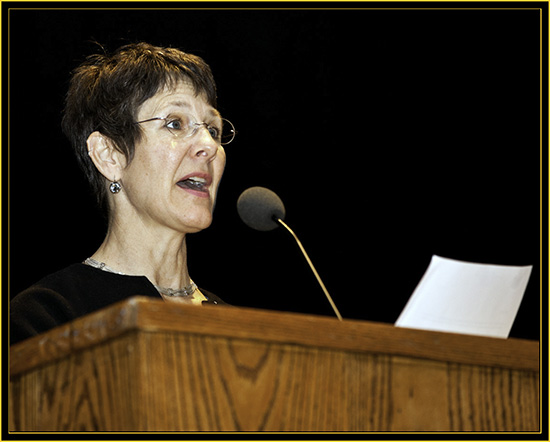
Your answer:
[191,126,219,160]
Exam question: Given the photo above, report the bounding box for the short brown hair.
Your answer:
[62,42,218,210]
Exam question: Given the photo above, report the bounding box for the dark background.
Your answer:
[5,3,546,340]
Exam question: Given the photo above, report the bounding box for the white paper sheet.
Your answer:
[395,255,532,338]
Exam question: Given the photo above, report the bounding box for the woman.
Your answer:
[10,42,235,345]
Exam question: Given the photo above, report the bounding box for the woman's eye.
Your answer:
[208,126,221,140]
[165,119,183,131]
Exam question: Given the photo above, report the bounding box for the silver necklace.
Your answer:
[83,257,197,297]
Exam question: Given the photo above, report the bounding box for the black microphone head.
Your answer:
[237,186,286,231]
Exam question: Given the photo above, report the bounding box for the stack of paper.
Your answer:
[395,255,533,338]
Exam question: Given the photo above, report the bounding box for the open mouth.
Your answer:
[178,177,207,191]
[176,174,212,196]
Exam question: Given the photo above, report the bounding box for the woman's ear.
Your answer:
[86,131,127,180]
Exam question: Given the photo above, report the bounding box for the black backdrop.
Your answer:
[6,3,546,339]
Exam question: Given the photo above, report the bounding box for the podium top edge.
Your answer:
[10,296,540,376]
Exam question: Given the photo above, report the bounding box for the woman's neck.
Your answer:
[91,217,191,290]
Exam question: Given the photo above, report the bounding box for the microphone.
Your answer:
[236,186,285,231]
[237,186,343,321]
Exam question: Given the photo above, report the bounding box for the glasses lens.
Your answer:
[221,119,236,145]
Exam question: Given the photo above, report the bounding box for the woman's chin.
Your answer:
[177,212,213,234]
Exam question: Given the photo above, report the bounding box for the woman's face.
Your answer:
[117,81,227,234]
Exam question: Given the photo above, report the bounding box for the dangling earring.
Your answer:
[109,180,122,194]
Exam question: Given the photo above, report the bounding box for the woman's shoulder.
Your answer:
[10,266,84,346]
[23,263,159,297]
[27,263,98,287]
[11,264,229,345]
[10,263,161,345]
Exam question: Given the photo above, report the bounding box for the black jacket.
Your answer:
[10,263,225,345]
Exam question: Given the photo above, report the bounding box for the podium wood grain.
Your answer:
[9,297,539,432]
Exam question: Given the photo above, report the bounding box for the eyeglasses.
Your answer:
[134,115,236,145]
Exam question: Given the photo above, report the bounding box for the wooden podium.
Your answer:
[9,297,539,432]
